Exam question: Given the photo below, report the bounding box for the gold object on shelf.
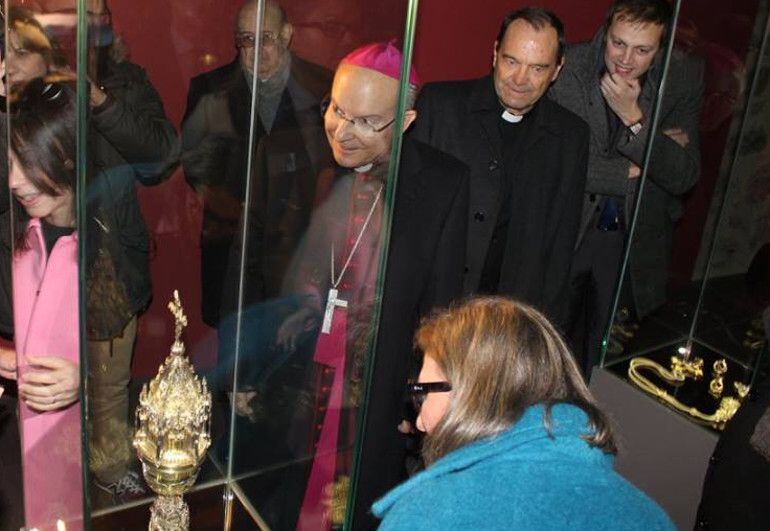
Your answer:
[709,359,727,398]
[627,353,747,431]
[734,381,750,399]
[133,290,212,530]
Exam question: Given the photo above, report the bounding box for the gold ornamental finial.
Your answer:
[167,289,188,354]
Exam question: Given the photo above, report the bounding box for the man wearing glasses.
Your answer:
[268,42,467,530]
[181,0,331,328]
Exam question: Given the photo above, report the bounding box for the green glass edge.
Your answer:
[227,0,266,490]
[75,0,93,525]
[345,0,420,528]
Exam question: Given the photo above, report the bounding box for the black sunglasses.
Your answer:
[407,381,452,410]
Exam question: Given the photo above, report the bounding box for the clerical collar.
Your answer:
[354,163,374,173]
[501,110,524,123]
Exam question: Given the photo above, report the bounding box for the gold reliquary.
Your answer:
[133,290,212,530]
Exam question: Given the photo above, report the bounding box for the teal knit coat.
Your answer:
[372,404,675,530]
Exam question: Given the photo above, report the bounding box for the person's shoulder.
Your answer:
[189,60,240,91]
[541,98,590,136]
[419,77,482,101]
[109,59,166,85]
[291,54,333,89]
[402,137,469,183]
[379,465,535,531]
[376,474,476,531]
[555,40,595,84]
[564,40,594,61]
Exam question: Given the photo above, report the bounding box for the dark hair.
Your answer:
[415,297,616,465]
[10,79,77,250]
[606,0,673,31]
[496,7,566,63]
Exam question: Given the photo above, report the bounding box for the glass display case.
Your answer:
[601,0,770,432]
[0,0,417,528]
[2,0,768,529]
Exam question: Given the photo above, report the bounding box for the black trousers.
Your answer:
[0,390,23,531]
[566,227,625,376]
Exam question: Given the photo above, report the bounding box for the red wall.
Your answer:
[412,0,611,82]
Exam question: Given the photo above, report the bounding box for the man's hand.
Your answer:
[0,347,16,381]
[276,307,317,352]
[663,128,690,148]
[629,163,642,179]
[601,72,643,126]
[19,356,79,412]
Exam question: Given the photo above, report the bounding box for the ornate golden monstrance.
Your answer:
[133,291,211,530]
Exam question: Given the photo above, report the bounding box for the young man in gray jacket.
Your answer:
[549,0,703,373]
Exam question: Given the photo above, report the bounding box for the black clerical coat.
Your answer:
[410,76,588,328]
[350,137,469,529]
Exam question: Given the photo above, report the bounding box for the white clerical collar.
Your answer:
[501,110,524,123]
[354,163,374,173]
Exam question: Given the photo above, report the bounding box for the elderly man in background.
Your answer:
[181,0,331,327]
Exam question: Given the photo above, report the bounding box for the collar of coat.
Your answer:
[372,403,612,518]
[468,75,571,142]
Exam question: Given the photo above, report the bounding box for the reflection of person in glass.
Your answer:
[0,7,70,216]
[275,43,467,530]
[282,0,364,70]
[181,0,332,327]
[550,0,704,371]
[82,0,178,504]
[0,80,83,531]
[372,297,674,530]
[410,8,589,331]
[1,2,177,504]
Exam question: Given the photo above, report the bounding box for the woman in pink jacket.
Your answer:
[0,80,83,530]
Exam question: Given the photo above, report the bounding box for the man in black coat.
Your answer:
[410,7,589,330]
[181,0,331,326]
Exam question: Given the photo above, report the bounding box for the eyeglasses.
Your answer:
[407,381,452,411]
[321,97,396,135]
[235,31,281,50]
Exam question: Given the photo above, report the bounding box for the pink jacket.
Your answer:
[14,218,83,530]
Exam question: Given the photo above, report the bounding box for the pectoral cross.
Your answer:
[321,288,348,334]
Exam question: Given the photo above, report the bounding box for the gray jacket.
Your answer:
[549,28,704,317]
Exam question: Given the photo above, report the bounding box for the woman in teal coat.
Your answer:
[373,297,674,530]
